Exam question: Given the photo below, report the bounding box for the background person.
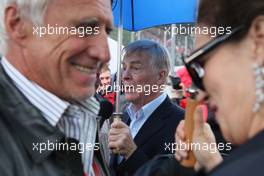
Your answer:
[98,65,116,105]
[108,40,184,176]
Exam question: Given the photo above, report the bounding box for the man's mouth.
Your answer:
[72,63,97,74]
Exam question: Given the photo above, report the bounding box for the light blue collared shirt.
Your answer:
[117,93,167,163]
[126,93,167,138]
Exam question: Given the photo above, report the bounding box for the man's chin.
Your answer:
[67,87,95,101]
[124,92,140,102]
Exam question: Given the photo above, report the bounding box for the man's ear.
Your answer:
[248,15,264,65]
[5,5,29,47]
[157,69,167,85]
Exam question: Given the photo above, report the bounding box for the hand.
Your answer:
[175,105,223,172]
[108,120,137,159]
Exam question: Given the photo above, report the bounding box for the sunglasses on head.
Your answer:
[182,25,244,91]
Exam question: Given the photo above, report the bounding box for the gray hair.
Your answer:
[123,40,171,76]
[0,0,50,55]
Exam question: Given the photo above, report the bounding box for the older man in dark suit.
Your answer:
[108,40,184,176]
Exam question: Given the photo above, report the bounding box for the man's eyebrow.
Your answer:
[75,17,113,34]
[122,61,142,65]
[74,17,99,27]
[130,61,142,65]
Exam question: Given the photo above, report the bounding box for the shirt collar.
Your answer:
[127,93,167,121]
[1,56,69,126]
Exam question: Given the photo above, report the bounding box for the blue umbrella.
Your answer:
[112,0,197,31]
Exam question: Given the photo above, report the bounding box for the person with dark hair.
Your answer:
[99,65,112,91]
[98,65,116,105]
[175,0,264,175]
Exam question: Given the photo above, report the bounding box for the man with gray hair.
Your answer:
[108,40,184,176]
[0,0,113,176]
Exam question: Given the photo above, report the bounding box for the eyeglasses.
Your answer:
[182,26,244,90]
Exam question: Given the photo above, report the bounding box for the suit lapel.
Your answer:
[133,97,172,147]
[122,110,131,125]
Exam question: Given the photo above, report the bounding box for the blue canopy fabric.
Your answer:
[112,0,197,32]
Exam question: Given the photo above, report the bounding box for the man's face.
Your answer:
[99,70,111,86]
[21,0,113,101]
[122,53,161,106]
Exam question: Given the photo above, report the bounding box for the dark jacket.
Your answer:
[135,154,195,176]
[135,128,264,176]
[0,64,109,176]
[205,129,264,176]
[109,97,184,176]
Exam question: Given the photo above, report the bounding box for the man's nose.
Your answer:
[85,32,110,63]
[122,69,132,82]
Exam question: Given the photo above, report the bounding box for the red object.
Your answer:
[180,98,187,109]
[85,158,101,176]
[92,160,101,176]
[176,67,192,99]
[176,67,208,121]
[103,92,116,105]
[176,67,192,89]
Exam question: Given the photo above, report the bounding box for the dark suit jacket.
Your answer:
[110,96,184,176]
[205,129,264,176]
